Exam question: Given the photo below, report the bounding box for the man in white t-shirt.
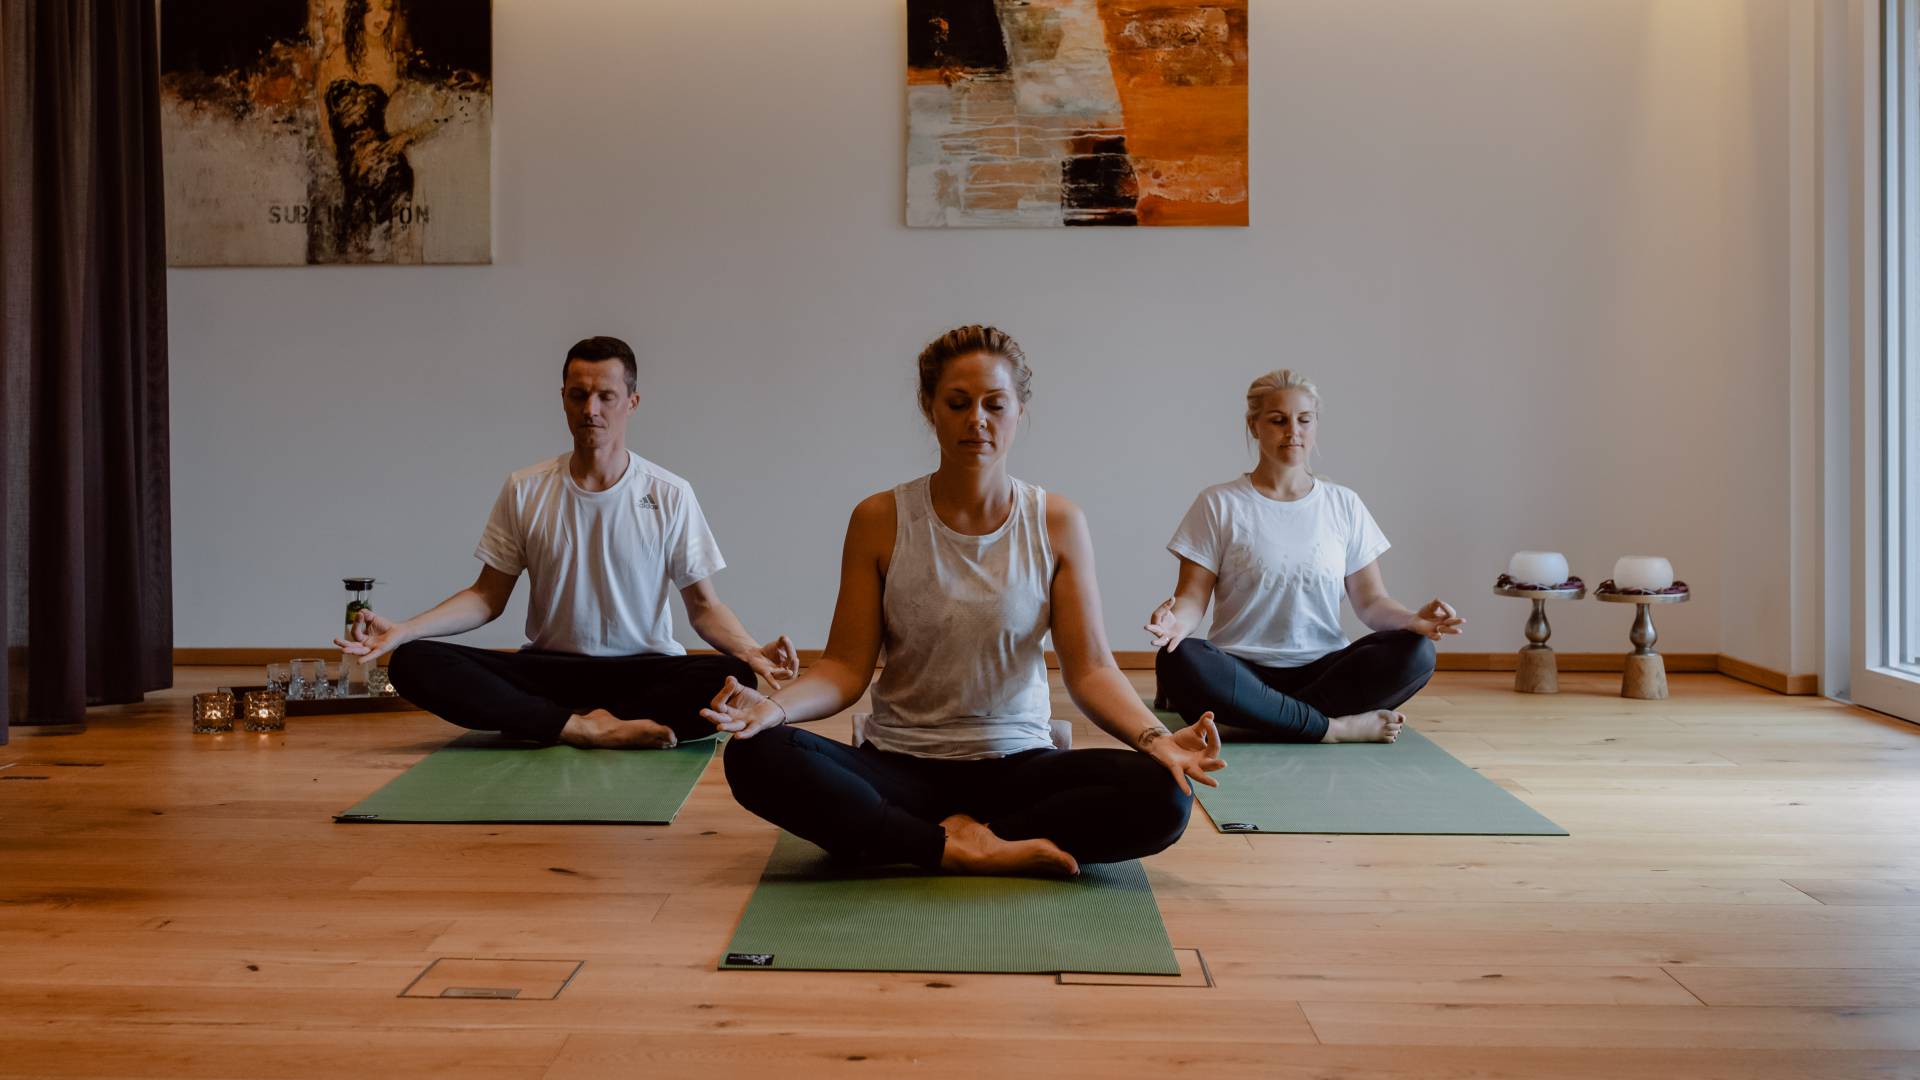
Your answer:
[334,336,797,749]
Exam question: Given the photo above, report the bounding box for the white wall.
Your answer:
[169,0,1781,661]
[1712,0,1860,682]
[1718,0,1797,674]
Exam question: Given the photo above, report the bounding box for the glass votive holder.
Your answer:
[192,691,236,734]
[265,662,289,694]
[367,665,392,696]
[242,689,287,733]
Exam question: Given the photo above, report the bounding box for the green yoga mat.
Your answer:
[720,832,1179,974]
[335,731,718,824]
[1152,707,1565,836]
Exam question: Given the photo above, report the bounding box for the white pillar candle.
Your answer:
[1612,555,1674,591]
[1507,551,1569,587]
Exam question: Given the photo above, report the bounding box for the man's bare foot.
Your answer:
[559,709,678,749]
[938,814,1079,877]
[1321,710,1405,743]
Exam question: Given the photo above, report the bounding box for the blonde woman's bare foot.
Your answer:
[560,709,678,749]
[1321,710,1405,743]
[938,814,1079,877]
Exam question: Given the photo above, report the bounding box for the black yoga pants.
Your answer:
[388,640,752,743]
[722,725,1194,869]
[1154,630,1436,742]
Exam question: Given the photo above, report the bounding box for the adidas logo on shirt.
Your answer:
[636,494,659,510]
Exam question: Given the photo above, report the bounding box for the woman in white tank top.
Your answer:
[705,326,1224,876]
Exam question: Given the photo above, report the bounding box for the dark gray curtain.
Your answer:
[0,0,173,741]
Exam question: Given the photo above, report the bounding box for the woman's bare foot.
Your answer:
[559,709,678,749]
[1321,710,1405,743]
[938,814,1079,877]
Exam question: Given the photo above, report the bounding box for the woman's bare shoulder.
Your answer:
[846,489,899,554]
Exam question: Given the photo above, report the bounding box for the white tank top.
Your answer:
[863,474,1056,760]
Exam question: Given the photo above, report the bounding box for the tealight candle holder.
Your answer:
[1507,551,1570,588]
[1594,566,1691,700]
[1494,554,1584,694]
[242,689,287,733]
[192,691,236,734]
[367,665,394,696]
[1612,555,1674,592]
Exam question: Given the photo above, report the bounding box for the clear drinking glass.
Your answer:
[288,658,322,700]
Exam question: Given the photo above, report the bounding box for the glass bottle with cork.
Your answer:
[342,577,377,694]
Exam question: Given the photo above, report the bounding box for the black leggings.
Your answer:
[1155,631,1436,742]
[387,640,752,743]
[722,725,1193,868]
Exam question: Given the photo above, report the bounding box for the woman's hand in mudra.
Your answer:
[1407,598,1465,641]
[700,676,788,739]
[1140,712,1225,795]
[1145,597,1193,652]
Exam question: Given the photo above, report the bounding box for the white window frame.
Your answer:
[1861,0,1920,721]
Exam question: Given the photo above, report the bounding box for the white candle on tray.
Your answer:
[1612,555,1674,591]
[1507,551,1569,588]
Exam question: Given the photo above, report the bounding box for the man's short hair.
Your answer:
[564,336,638,393]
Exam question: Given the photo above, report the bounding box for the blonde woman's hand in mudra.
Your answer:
[1145,597,1193,652]
[1139,711,1225,796]
[1407,598,1465,641]
[701,675,789,739]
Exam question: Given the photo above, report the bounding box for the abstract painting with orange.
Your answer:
[907,0,1248,227]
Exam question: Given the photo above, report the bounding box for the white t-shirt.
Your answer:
[1167,475,1390,668]
[474,451,724,657]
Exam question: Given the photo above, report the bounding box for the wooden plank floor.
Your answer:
[4,669,1920,1079]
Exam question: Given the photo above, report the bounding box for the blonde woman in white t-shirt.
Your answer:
[1146,370,1462,743]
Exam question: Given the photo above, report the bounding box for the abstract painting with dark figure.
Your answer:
[160,0,491,265]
